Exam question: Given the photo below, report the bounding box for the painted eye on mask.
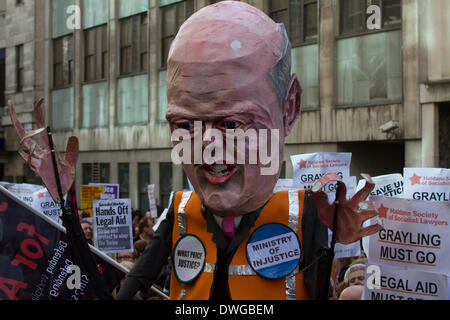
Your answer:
[175,121,195,131]
[220,121,242,130]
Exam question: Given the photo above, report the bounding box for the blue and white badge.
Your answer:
[173,234,206,283]
[246,223,301,279]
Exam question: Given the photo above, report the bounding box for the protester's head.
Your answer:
[133,240,147,260]
[138,216,154,240]
[80,212,90,219]
[166,1,301,217]
[339,285,363,300]
[116,252,135,263]
[344,263,366,286]
[80,219,92,242]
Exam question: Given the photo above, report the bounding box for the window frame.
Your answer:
[83,24,109,83]
[52,34,74,89]
[16,44,24,92]
[268,0,318,48]
[338,0,402,38]
[119,12,148,77]
[160,0,195,70]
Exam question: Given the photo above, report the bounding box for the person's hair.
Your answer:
[138,216,149,234]
[351,257,368,266]
[133,209,143,220]
[268,23,292,111]
[80,212,90,219]
[344,263,366,285]
[80,218,92,228]
[133,240,147,260]
[336,281,348,298]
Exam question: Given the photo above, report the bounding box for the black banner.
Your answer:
[0,186,125,300]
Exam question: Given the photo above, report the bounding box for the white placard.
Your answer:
[334,240,361,259]
[93,198,133,254]
[290,152,352,188]
[357,173,404,198]
[0,182,43,206]
[403,168,450,202]
[32,188,61,223]
[367,196,450,275]
[363,264,448,300]
[147,184,158,218]
[360,173,404,259]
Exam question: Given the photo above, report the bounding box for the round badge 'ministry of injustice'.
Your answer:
[173,234,206,283]
[246,223,301,279]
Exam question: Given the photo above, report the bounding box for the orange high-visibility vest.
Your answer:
[169,190,310,300]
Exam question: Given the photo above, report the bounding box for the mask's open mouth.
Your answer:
[201,163,237,185]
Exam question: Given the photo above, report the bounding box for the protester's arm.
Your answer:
[302,190,329,300]
[116,203,174,300]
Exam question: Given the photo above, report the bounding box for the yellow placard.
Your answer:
[80,185,104,217]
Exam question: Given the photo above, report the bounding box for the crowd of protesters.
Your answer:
[77,199,170,300]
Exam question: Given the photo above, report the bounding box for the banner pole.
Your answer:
[46,126,113,300]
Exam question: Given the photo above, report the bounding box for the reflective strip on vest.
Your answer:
[178,191,192,237]
[286,190,300,300]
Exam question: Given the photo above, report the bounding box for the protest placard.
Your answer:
[367,196,450,276]
[32,188,61,223]
[357,173,404,198]
[89,183,119,200]
[147,184,158,218]
[403,168,449,202]
[363,264,448,300]
[290,152,351,188]
[358,173,404,259]
[0,182,43,206]
[93,198,133,254]
[0,185,126,300]
[80,185,104,217]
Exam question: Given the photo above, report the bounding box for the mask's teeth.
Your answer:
[208,164,229,176]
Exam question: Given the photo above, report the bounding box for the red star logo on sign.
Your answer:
[409,173,421,185]
[0,202,8,212]
[37,192,44,198]
[378,203,389,219]
[298,159,307,169]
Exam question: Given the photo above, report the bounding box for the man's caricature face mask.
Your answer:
[166,1,301,216]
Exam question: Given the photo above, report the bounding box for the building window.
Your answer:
[340,0,401,36]
[0,48,5,107]
[120,13,148,75]
[159,162,172,208]
[118,163,129,199]
[16,45,24,92]
[160,0,194,69]
[138,163,150,212]
[84,24,108,82]
[269,0,318,46]
[53,35,74,88]
[82,163,110,184]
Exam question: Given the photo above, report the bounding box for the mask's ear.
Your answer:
[282,74,302,137]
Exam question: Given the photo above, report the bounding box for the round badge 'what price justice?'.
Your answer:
[173,234,206,283]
